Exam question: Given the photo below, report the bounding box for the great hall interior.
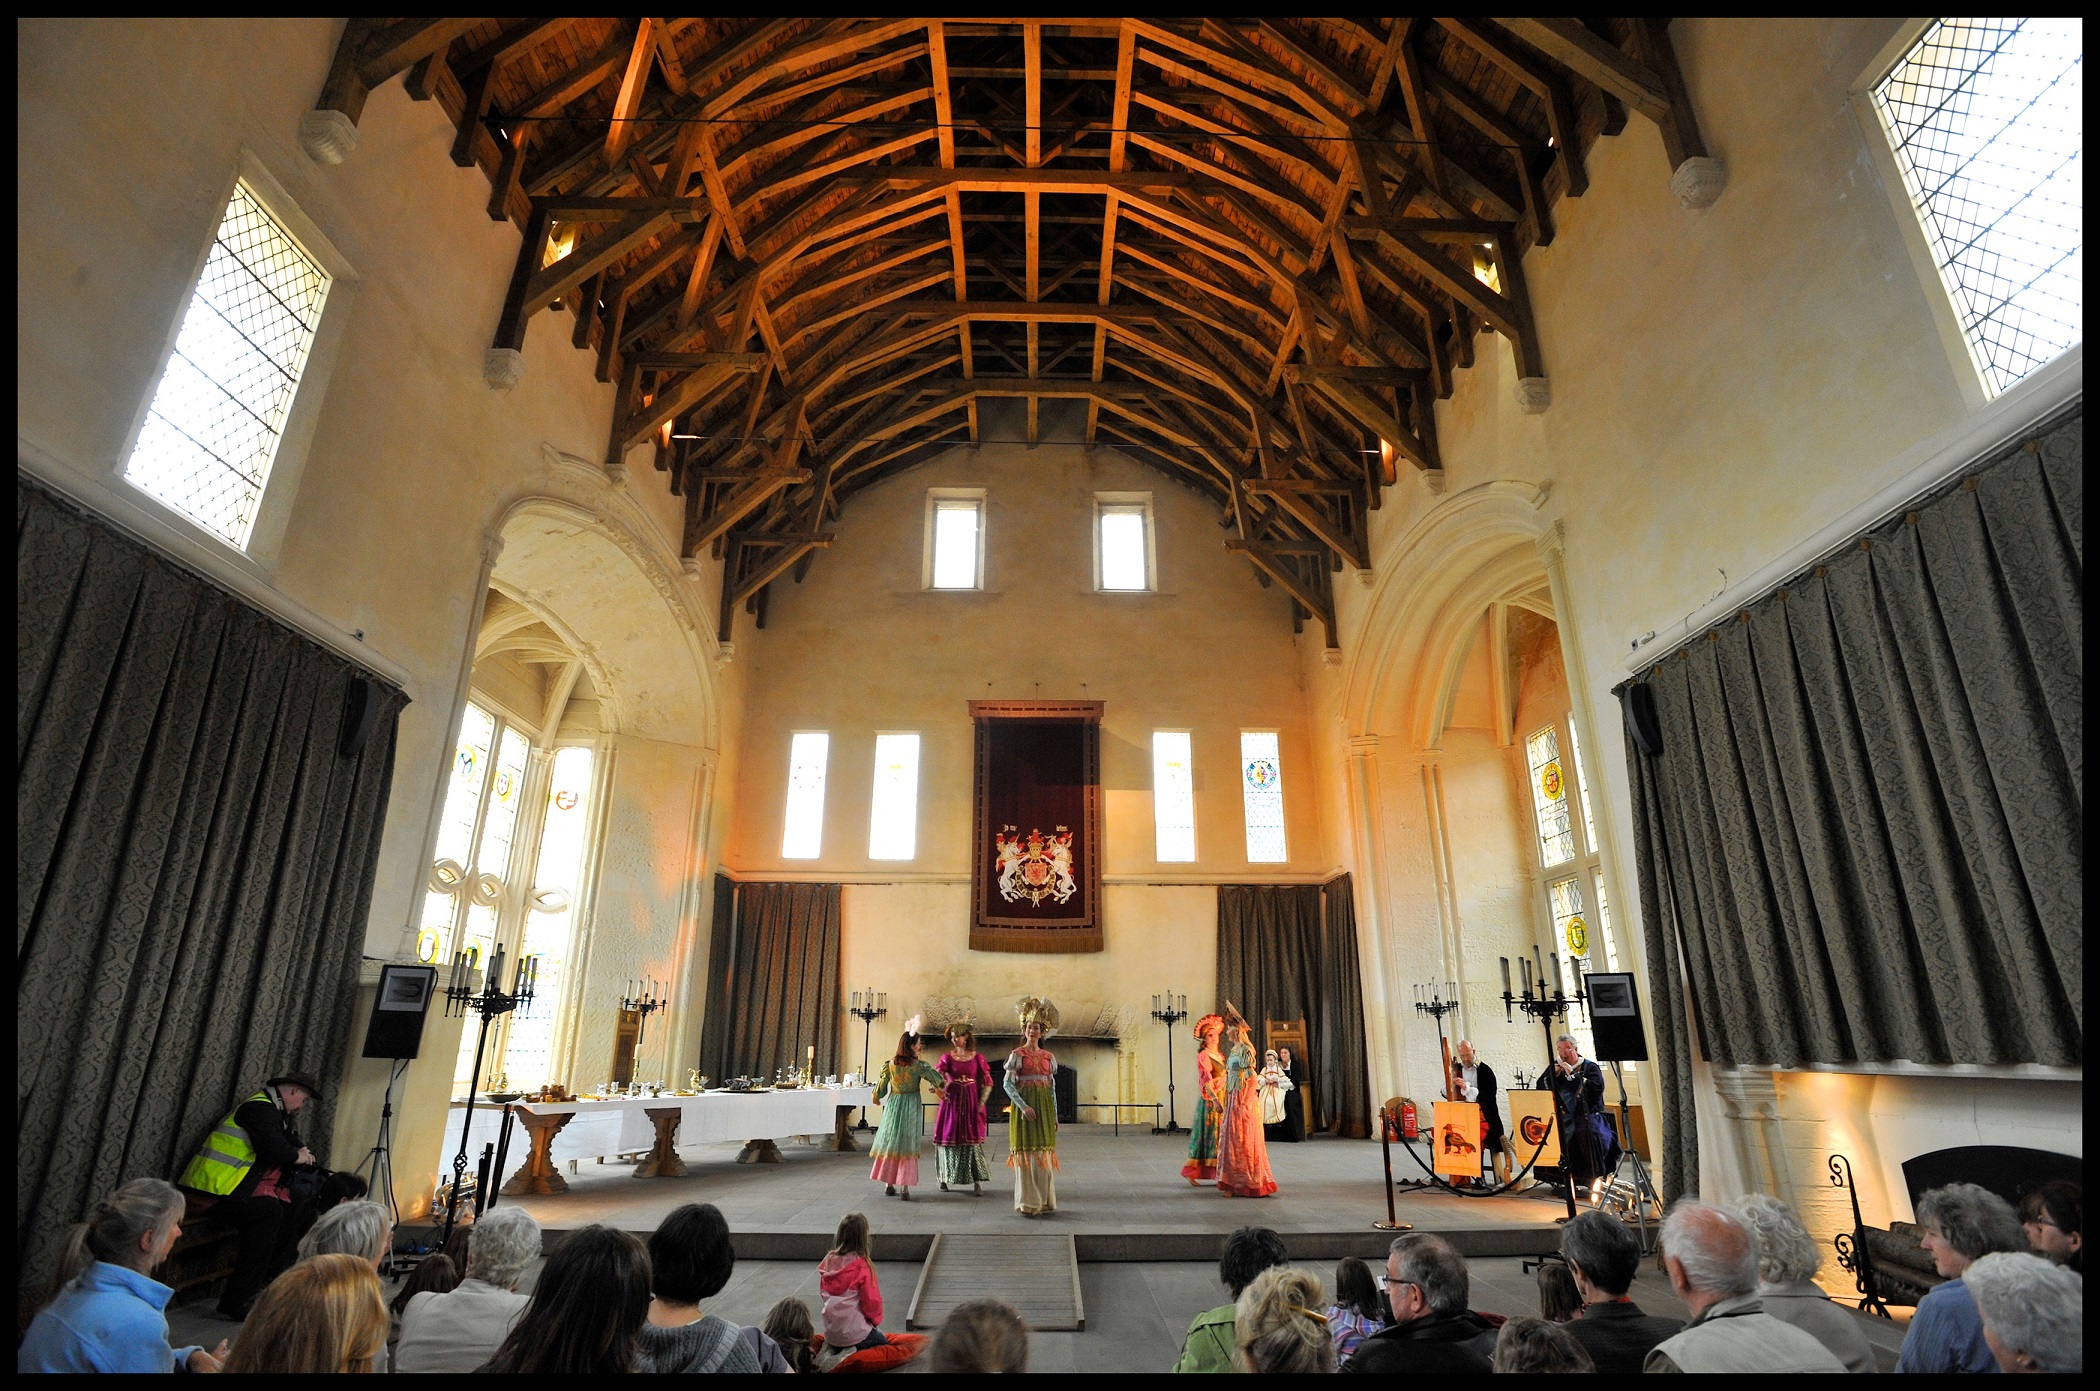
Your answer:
[17,15,2082,1375]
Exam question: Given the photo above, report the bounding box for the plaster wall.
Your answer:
[725,434,1329,1109]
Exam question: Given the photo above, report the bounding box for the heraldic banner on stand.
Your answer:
[969,700,1104,953]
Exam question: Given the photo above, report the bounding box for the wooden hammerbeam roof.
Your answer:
[311,17,1722,649]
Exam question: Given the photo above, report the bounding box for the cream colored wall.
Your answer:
[1304,17,2077,1188]
[18,19,742,1215]
[725,433,1329,1110]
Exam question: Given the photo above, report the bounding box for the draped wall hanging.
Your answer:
[969,700,1103,953]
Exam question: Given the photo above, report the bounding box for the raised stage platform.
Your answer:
[470,1125,1573,1262]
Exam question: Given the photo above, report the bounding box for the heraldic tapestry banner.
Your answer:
[969,700,1104,953]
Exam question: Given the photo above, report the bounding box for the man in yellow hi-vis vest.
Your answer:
[176,1070,320,1319]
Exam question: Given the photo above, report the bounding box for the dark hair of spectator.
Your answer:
[1333,1256,1384,1323]
[1219,1226,1289,1298]
[831,1211,873,1264]
[1493,1315,1597,1373]
[1536,1260,1582,1322]
[761,1296,817,1374]
[2021,1181,2082,1270]
[481,1224,650,1373]
[390,1252,458,1318]
[1560,1207,1642,1296]
[648,1203,736,1303]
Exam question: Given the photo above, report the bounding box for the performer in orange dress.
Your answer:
[1180,1013,1226,1184]
[1213,1004,1278,1198]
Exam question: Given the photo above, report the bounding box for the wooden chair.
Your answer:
[1264,1017,1311,1131]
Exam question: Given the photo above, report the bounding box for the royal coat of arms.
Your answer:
[994,827,1078,906]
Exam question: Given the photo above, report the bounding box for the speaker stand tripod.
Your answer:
[1598,1060,1662,1252]
[353,1058,408,1272]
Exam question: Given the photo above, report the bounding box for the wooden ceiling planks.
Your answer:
[310,15,1716,649]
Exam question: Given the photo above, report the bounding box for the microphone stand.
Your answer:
[1501,953,1587,1224]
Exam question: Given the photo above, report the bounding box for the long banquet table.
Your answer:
[441,1084,876,1195]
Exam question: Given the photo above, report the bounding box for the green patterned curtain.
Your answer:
[1620,414,2081,1099]
[17,479,404,1303]
[697,879,843,1079]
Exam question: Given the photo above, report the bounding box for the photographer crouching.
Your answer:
[175,1070,328,1319]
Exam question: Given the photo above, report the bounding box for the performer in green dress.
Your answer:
[869,1019,942,1200]
[1181,1013,1226,1184]
[1004,997,1060,1217]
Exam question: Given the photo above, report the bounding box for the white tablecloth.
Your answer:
[442,1086,875,1183]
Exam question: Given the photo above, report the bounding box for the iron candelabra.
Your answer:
[1150,993,1188,1134]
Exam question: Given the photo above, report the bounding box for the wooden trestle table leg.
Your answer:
[501,1109,575,1195]
[636,1107,690,1178]
[830,1103,859,1153]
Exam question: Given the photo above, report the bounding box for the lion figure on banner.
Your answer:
[994,827,1078,906]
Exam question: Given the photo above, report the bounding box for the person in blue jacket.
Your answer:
[20,1178,229,1373]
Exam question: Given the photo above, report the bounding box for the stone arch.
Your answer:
[1342,480,1554,748]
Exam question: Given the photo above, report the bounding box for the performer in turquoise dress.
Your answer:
[869,1022,942,1200]
[1182,1013,1226,1184]
[1005,997,1060,1217]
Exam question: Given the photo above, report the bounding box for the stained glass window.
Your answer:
[502,746,594,1089]
[123,181,331,548]
[868,733,921,860]
[1872,19,2082,396]
[1152,731,1196,862]
[1240,731,1287,863]
[1566,713,1597,855]
[782,732,830,858]
[1526,725,1575,865]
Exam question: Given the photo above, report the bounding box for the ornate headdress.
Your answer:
[1193,1012,1225,1043]
[1015,995,1060,1037]
[1222,1001,1250,1033]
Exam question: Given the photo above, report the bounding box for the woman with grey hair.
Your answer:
[1964,1250,2082,1374]
[1727,1193,1877,1373]
[1897,1183,2026,1374]
[396,1207,543,1373]
[297,1197,393,1268]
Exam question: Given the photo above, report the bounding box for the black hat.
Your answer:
[267,1071,324,1101]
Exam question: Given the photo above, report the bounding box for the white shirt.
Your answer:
[1459,1063,1480,1103]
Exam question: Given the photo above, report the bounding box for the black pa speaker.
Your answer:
[362,964,438,1059]
[338,676,382,759]
[1584,971,1650,1063]
[1622,683,1664,759]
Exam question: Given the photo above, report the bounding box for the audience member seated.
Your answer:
[1728,1193,1877,1373]
[385,1252,456,1366]
[1556,1209,1683,1374]
[395,1206,541,1373]
[2020,1181,2082,1274]
[297,1198,392,1268]
[19,1178,229,1373]
[273,1169,369,1276]
[1235,1266,1334,1374]
[762,1296,820,1374]
[818,1212,889,1355]
[1645,1203,1845,1373]
[637,1203,760,1373]
[1340,1233,1497,1374]
[222,1252,388,1373]
[1962,1250,2083,1375]
[930,1298,1031,1373]
[479,1224,651,1374]
[1322,1256,1385,1367]
[1896,1183,2027,1374]
[1492,1316,1595,1372]
[1535,1260,1581,1324]
[1174,1225,1287,1373]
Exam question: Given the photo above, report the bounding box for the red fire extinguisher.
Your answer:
[1399,1097,1419,1139]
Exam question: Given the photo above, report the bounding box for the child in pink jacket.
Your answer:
[817,1212,887,1351]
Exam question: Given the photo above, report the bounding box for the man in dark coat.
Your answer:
[1453,1039,1504,1184]
[1548,1035,1617,1192]
[1341,1234,1497,1373]
[1558,1209,1683,1373]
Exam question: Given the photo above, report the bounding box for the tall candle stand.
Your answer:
[1150,993,1188,1135]
[1500,950,1587,1223]
[620,976,667,1083]
[440,945,537,1249]
[849,989,887,1131]
[1390,981,1464,1193]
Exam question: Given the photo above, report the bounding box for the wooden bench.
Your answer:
[162,1197,238,1299]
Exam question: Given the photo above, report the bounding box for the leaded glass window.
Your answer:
[1240,731,1287,863]
[868,733,921,861]
[123,181,331,548]
[1871,19,2083,396]
[1153,731,1196,862]
[1525,725,1575,866]
[501,746,595,1090]
[782,732,830,858]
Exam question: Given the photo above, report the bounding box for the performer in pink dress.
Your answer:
[934,1024,995,1195]
[1214,1004,1278,1198]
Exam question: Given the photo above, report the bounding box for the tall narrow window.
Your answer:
[123,181,332,548]
[781,732,830,858]
[1566,713,1598,857]
[1096,495,1153,590]
[1240,731,1288,863]
[867,733,921,860]
[927,495,984,589]
[1524,725,1575,866]
[501,746,595,1089]
[1871,19,2082,396]
[1152,731,1196,862]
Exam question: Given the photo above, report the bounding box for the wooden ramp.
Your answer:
[906,1232,1085,1331]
